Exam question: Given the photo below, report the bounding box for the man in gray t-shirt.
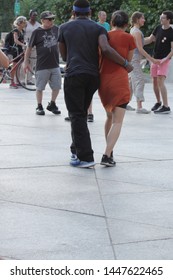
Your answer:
[24,11,62,116]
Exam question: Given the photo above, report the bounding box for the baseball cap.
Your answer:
[40,11,55,19]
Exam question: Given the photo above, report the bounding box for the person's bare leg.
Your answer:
[10,62,16,84]
[36,90,43,105]
[104,111,112,140]
[153,77,161,103]
[137,100,142,109]
[104,107,126,157]
[157,76,168,107]
[51,89,59,102]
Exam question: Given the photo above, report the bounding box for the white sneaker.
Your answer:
[77,161,95,168]
[70,154,80,166]
[136,108,151,114]
[70,154,95,168]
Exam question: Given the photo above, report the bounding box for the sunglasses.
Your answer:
[45,18,55,21]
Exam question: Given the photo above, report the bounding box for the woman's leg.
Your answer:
[104,107,126,157]
[104,111,112,140]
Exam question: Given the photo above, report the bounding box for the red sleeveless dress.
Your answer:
[99,29,136,112]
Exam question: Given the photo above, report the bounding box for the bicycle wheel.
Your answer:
[0,67,4,83]
[0,67,12,83]
[16,59,36,91]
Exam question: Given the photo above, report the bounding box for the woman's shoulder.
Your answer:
[130,26,141,34]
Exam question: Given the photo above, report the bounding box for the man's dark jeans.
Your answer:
[64,73,99,162]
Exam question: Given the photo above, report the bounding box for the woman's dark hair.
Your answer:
[111,10,129,27]
[162,10,173,24]
[29,9,37,17]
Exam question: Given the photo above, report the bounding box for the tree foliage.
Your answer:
[0,0,173,35]
[121,0,173,35]
[19,0,123,25]
[0,0,16,33]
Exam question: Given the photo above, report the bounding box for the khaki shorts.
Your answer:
[36,67,62,91]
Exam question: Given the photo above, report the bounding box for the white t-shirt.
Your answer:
[25,21,41,43]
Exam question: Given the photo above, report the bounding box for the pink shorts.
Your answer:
[150,59,171,77]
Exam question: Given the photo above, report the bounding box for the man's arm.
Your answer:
[144,34,155,45]
[58,42,67,62]
[23,46,32,71]
[98,34,133,73]
[134,32,159,64]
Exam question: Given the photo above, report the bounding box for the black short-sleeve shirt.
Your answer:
[152,25,173,59]
[29,25,59,71]
[58,18,107,77]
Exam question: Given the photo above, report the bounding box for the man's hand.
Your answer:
[23,62,31,73]
[125,63,133,73]
[152,58,161,64]
[160,57,169,64]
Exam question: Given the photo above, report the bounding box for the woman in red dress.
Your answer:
[99,10,136,167]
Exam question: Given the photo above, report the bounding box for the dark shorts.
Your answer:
[119,103,128,109]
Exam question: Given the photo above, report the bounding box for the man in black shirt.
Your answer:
[145,11,173,114]
[58,0,133,168]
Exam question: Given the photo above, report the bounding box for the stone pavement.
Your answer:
[0,81,173,260]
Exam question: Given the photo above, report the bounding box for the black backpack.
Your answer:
[4,30,18,56]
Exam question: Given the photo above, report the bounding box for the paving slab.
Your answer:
[0,82,173,260]
[0,202,114,260]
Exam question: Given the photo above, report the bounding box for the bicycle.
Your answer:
[0,48,36,91]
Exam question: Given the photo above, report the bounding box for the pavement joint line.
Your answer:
[107,217,173,231]
[0,123,52,129]
[113,237,173,246]
[96,177,171,187]
[0,144,35,147]
[1,158,173,171]
[101,189,173,196]
[94,171,117,260]
[0,164,76,170]
[0,199,106,219]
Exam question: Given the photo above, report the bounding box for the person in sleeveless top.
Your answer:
[129,12,159,114]
[10,16,27,89]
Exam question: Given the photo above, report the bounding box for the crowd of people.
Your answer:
[1,0,173,168]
